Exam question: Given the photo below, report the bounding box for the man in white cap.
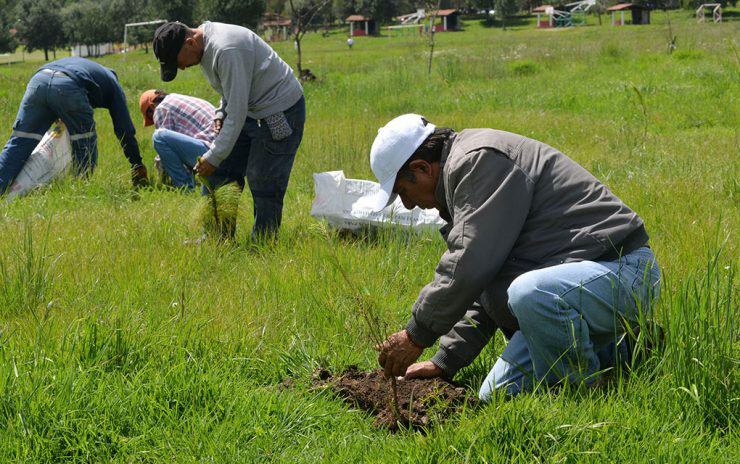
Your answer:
[371,114,661,397]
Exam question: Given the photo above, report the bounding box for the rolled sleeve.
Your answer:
[215,98,226,121]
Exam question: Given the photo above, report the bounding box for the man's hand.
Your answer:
[213,118,223,135]
[404,361,444,380]
[131,164,148,187]
[194,157,216,176]
[377,330,424,378]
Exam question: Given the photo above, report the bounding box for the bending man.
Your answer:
[152,21,305,237]
[369,114,661,398]
[0,57,147,193]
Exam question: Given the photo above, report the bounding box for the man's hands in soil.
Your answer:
[378,330,424,378]
[131,164,149,187]
[194,158,216,176]
[404,361,444,380]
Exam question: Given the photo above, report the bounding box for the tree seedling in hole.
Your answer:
[328,251,403,423]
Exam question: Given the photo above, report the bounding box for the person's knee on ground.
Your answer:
[478,331,536,401]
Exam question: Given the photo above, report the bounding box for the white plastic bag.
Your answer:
[310,170,447,231]
[6,123,72,201]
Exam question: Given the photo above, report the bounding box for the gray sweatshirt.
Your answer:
[199,21,304,167]
[403,129,649,377]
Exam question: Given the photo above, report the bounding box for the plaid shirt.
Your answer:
[153,93,217,146]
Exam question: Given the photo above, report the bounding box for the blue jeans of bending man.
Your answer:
[0,69,98,193]
[153,96,305,238]
[478,246,661,399]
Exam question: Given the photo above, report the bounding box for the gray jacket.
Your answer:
[404,129,649,376]
[199,22,304,167]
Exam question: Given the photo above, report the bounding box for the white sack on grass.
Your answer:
[6,124,72,201]
[311,170,447,231]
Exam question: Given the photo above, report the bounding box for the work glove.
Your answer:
[131,164,149,188]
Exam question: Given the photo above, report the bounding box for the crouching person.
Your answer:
[370,114,661,398]
[0,57,147,193]
[139,89,245,192]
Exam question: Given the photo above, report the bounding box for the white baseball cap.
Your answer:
[358,114,436,212]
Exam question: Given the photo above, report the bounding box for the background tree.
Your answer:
[475,0,495,13]
[62,1,111,56]
[14,0,65,61]
[148,0,197,26]
[425,0,442,75]
[494,0,518,29]
[333,0,400,24]
[113,0,163,53]
[266,0,288,13]
[288,0,331,77]
[0,9,18,54]
[332,0,357,18]
[199,0,266,28]
[107,0,146,43]
[361,0,399,22]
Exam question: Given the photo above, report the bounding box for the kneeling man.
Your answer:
[370,114,661,397]
[139,89,244,191]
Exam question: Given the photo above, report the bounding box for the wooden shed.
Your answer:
[607,3,651,26]
[261,14,292,42]
[430,9,461,32]
[533,5,555,28]
[347,15,378,36]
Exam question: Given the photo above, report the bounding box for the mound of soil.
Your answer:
[315,367,476,430]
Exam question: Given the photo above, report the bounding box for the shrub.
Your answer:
[673,49,705,61]
[509,59,539,76]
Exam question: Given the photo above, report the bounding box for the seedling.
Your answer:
[328,251,403,423]
[193,157,241,240]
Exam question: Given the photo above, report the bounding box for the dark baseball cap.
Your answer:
[153,22,187,82]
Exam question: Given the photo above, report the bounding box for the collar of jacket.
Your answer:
[434,132,456,222]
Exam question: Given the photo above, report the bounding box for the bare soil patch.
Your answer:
[315,367,476,430]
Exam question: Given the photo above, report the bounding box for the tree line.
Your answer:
[0,0,266,58]
[0,0,548,58]
[1,0,735,58]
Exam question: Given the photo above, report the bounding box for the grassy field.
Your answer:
[0,12,738,462]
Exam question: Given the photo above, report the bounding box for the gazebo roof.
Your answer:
[347,15,371,22]
[532,5,554,12]
[263,18,291,27]
[430,9,458,16]
[607,3,649,10]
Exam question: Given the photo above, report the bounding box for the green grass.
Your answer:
[0,13,738,462]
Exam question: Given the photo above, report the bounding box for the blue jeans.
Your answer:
[0,69,97,193]
[223,96,306,238]
[152,129,248,193]
[153,97,305,238]
[479,246,661,399]
[152,129,207,191]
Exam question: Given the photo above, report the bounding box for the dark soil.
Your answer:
[315,367,476,430]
